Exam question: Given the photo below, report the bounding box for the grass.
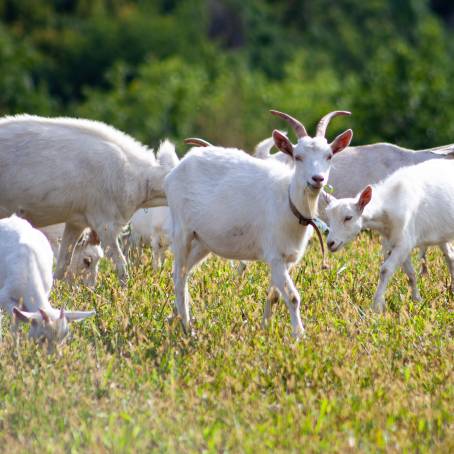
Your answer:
[0,232,453,453]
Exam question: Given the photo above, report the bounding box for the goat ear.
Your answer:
[321,190,335,206]
[357,186,372,212]
[13,307,31,323]
[272,130,293,157]
[330,129,353,154]
[88,230,101,245]
[13,308,41,323]
[65,310,96,323]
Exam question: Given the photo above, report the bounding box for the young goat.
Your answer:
[124,207,172,270]
[0,215,95,348]
[40,224,104,287]
[0,116,177,284]
[324,159,454,311]
[166,110,352,338]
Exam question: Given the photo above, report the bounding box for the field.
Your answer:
[0,232,452,453]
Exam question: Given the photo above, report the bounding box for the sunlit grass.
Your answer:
[0,233,452,452]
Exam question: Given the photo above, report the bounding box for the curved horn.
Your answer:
[184,137,212,147]
[316,111,351,138]
[270,110,308,138]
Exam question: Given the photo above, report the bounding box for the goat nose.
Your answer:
[312,175,324,183]
[328,240,335,249]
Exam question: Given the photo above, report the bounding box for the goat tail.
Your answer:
[157,139,180,170]
[254,131,286,159]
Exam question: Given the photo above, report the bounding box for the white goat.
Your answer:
[0,215,95,347]
[39,224,104,287]
[166,110,353,338]
[324,159,454,311]
[125,207,172,269]
[0,116,177,283]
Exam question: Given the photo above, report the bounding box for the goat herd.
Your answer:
[0,111,453,350]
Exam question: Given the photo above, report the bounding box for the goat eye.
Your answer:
[344,216,352,222]
[327,155,332,161]
[83,258,92,267]
[295,156,302,161]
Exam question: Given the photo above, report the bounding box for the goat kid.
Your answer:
[40,224,103,287]
[124,207,172,270]
[166,110,352,338]
[324,159,454,311]
[0,215,94,349]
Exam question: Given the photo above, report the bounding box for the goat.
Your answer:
[124,207,172,270]
[39,224,103,287]
[324,158,454,311]
[166,110,352,338]
[0,215,94,349]
[0,116,177,284]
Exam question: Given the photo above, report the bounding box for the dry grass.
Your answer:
[0,233,452,452]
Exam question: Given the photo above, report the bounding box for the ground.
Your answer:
[0,232,452,452]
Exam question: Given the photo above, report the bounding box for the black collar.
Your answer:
[288,187,327,268]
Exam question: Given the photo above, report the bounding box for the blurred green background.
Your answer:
[1,0,454,151]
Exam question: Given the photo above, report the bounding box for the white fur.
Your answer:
[39,224,104,287]
[0,215,95,348]
[124,140,178,269]
[165,125,352,338]
[324,159,454,311]
[0,116,176,283]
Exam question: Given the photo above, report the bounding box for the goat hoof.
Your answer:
[292,328,306,341]
[372,301,385,313]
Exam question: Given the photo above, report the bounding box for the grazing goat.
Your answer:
[324,159,454,311]
[125,207,172,270]
[0,116,177,283]
[166,110,352,338]
[40,224,103,287]
[0,215,94,348]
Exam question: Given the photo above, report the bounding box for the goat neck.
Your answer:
[288,177,319,221]
[361,196,388,235]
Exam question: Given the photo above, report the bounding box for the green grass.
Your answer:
[0,233,453,453]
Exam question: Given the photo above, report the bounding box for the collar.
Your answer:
[288,187,327,269]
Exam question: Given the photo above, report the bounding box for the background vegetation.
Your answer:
[0,1,453,452]
[1,0,454,149]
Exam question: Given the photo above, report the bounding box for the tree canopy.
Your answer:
[1,0,453,150]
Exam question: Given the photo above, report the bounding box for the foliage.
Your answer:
[0,0,454,148]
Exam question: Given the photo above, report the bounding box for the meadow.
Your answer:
[0,232,452,453]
